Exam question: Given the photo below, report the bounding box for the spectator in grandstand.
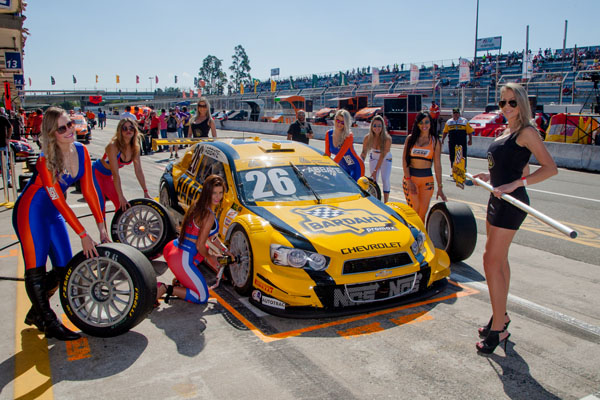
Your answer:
[429,101,441,138]
[324,109,364,181]
[442,108,473,183]
[286,109,313,144]
[402,111,446,222]
[472,82,557,355]
[120,106,136,120]
[189,98,217,138]
[360,115,392,202]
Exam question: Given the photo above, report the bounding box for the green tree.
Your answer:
[199,55,228,95]
[229,45,252,93]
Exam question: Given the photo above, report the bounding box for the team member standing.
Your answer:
[429,101,441,137]
[324,109,364,181]
[442,107,473,172]
[287,109,313,144]
[165,108,181,158]
[158,175,231,304]
[360,115,392,202]
[402,111,447,222]
[13,107,108,341]
[473,83,557,355]
[92,118,151,220]
[188,98,217,138]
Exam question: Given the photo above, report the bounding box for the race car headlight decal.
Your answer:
[409,227,426,263]
[270,244,329,271]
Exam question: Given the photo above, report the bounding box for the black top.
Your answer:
[487,130,531,187]
[190,117,210,137]
[287,120,313,144]
[0,115,11,147]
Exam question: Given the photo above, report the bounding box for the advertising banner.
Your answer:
[459,59,470,82]
[410,64,419,85]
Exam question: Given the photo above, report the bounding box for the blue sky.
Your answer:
[23,0,600,91]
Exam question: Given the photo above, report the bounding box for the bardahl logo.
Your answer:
[293,205,396,236]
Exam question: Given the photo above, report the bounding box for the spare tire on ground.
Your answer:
[426,202,477,263]
[59,243,157,337]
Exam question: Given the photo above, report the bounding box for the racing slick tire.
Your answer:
[426,202,477,263]
[111,198,173,259]
[228,227,254,295]
[59,243,157,337]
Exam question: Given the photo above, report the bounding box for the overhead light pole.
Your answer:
[474,0,479,69]
[148,77,153,92]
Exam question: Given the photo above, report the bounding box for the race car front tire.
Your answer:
[228,227,254,295]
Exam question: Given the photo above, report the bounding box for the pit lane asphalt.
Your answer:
[0,119,598,400]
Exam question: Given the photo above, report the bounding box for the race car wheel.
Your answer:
[426,202,477,263]
[159,181,173,208]
[228,227,253,295]
[111,198,173,259]
[59,243,157,337]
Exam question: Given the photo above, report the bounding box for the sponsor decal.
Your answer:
[293,205,396,235]
[261,295,286,310]
[253,278,274,294]
[46,186,59,200]
[200,145,227,163]
[251,290,262,302]
[412,148,431,157]
[333,273,421,307]
[231,203,242,212]
[341,241,402,255]
[487,152,494,169]
[223,208,238,233]
[375,269,393,278]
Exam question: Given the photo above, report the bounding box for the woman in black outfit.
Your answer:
[188,97,217,138]
[473,82,557,354]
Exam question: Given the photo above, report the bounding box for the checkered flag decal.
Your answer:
[303,206,345,219]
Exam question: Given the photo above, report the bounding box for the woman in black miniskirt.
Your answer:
[473,82,557,354]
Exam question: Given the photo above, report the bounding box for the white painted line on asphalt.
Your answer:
[391,165,600,203]
[452,272,600,337]
[238,297,270,317]
[579,395,600,400]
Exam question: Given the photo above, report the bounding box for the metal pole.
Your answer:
[473,0,479,70]
[1,151,8,203]
[466,173,577,238]
[9,148,16,200]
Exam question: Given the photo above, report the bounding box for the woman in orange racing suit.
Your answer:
[92,118,151,220]
[402,111,447,222]
[324,109,364,181]
[13,107,109,341]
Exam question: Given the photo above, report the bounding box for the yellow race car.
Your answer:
[156,137,476,316]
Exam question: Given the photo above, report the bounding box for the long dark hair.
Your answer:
[404,111,438,166]
[178,174,225,242]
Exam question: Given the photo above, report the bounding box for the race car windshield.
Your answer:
[238,164,361,203]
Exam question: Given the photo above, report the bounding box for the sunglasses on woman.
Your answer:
[56,121,74,134]
[122,125,136,132]
[499,99,518,108]
[198,104,207,108]
[335,119,345,125]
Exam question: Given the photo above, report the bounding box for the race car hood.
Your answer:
[253,197,415,253]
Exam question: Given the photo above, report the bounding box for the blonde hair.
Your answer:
[363,115,390,154]
[196,97,212,119]
[334,109,352,141]
[40,107,68,183]
[111,118,140,156]
[501,82,536,134]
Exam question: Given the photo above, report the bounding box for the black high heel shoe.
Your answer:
[476,329,510,355]
[478,313,510,338]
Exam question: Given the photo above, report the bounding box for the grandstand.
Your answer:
[208,46,600,115]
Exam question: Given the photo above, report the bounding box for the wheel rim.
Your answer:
[229,231,252,287]
[366,181,380,199]
[114,203,165,252]
[66,257,134,327]
[427,209,451,251]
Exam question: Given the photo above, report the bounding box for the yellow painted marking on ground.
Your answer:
[389,192,600,249]
[337,322,384,339]
[389,310,435,326]
[13,250,54,400]
[215,281,477,343]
